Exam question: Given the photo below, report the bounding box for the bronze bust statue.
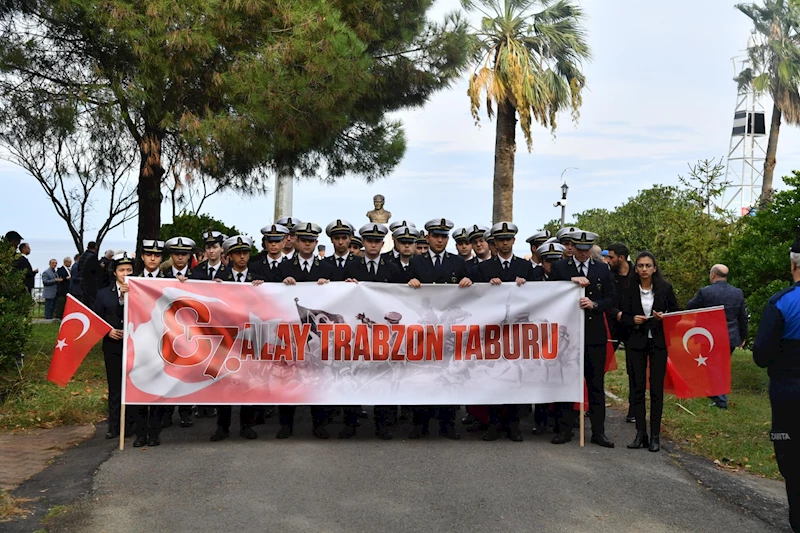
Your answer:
[366,194,391,224]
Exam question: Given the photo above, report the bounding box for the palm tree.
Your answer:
[464,0,590,222]
[736,0,800,202]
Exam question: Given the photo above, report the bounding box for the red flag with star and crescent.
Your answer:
[47,294,113,387]
[662,306,731,399]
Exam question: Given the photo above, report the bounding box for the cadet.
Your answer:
[192,231,228,280]
[275,216,301,260]
[452,227,472,259]
[753,237,800,532]
[162,236,197,428]
[250,224,290,282]
[383,220,416,264]
[92,251,135,440]
[485,229,497,257]
[392,225,419,280]
[133,241,166,446]
[407,218,473,440]
[415,230,429,255]
[533,240,565,281]
[549,231,615,448]
[526,230,551,267]
[473,222,536,442]
[323,219,356,279]
[555,227,580,258]
[349,234,364,257]
[277,222,335,439]
[210,235,265,441]
[341,223,404,440]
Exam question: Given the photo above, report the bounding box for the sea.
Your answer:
[20,237,136,287]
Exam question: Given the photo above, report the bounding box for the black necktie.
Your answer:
[271,261,277,271]
[579,263,586,277]
[369,261,376,275]
[209,267,216,279]
[237,272,243,283]
[434,254,441,269]
[503,261,509,271]
[303,261,309,273]
[148,272,153,278]
[337,257,344,269]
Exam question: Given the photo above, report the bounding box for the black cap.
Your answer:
[792,237,800,253]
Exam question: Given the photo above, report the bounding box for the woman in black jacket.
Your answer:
[620,251,680,452]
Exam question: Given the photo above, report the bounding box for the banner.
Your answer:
[122,278,585,405]
[663,306,731,399]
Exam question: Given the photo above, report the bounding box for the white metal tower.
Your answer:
[721,51,768,215]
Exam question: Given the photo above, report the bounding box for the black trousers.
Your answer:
[627,339,668,435]
[554,344,607,435]
[343,406,396,429]
[217,406,255,431]
[278,406,327,428]
[104,350,122,433]
[533,404,549,427]
[771,378,800,532]
[164,405,192,420]
[412,406,456,430]
[488,405,521,427]
[134,406,164,439]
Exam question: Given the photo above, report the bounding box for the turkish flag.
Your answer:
[662,307,731,399]
[47,294,113,387]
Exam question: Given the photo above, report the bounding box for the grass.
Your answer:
[0,323,108,433]
[0,490,31,521]
[605,348,777,479]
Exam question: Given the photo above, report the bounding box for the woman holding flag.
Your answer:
[620,251,679,452]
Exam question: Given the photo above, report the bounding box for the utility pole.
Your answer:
[273,170,293,220]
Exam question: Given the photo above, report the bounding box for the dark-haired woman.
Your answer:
[620,251,679,452]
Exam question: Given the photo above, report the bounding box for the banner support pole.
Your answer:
[579,401,585,447]
[119,404,126,451]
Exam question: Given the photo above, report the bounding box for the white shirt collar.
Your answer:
[233,268,248,281]
[428,250,443,261]
[282,250,296,260]
[393,249,400,258]
[172,266,187,277]
[144,268,159,277]
[335,252,350,261]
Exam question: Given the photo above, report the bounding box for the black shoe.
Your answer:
[210,427,230,441]
[339,426,357,439]
[376,426,393,440]
[162,417,173,429]
[531,424,548,436]
[409,425,428,439]
[625,415,636,423]
[313,425,330,440]
[276,425,292,439]
[466,421,488,433]
[179,416,193,428]
[439,426,461,440]
[507,424,523,442]
[627,432,649,449]
[147,437,161,447]
[207,407,217,417]
[551,431,572,445]
[133,436,148,447]
[482,426,499,441]
[240,426,258,440]
[105,430,119,440]
[648,435,661,452]
[360,409,368,419]
[591,433,615,448]
[461,414,475,425]
[192,406,203,419]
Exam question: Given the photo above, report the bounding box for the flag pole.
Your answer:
[579,401,585,447]
[119,404,126,451]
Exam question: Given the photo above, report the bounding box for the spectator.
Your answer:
[55,256,72,318]
[591,244,604,263]
[13,242,37,293]
[41,258,62,319]
[318,244,326,259]
[686,264,748,409]
[79,242,100,307]
[70,253,82,299]
[99,249,115,289]
[607,242,635,423]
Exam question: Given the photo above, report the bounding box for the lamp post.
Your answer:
[554,167,576,227]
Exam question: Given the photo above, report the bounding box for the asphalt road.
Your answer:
[44,407,789,533]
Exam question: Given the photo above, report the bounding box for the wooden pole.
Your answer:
[119,404,126,451]
[579,401,585,447]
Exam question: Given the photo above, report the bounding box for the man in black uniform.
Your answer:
[391,225,418,281]
[162,236,197,428]
[349,234,364,257]
[549,230,616,448]
[250,224,290,282]
[415,230,429,255]
[92,251,135,439]
[533,240,565,282]
[452,227,472,260]
[192,231,228,281]
[407,218,473,440]
[382,220,416,264]
[485,229,497,257]
[133,241,167,447]
[526,230,551,268]
[210,235,265,441]
[555,227,580,258]
[473,222,536,442]
[753,237,800,533]
[277,222,335,439]
[275,216,301,261]
[323,219,356,280]
[340,223,404,439]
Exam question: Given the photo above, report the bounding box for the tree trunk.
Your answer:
[762,102,781,203]
[492,99,517,223]
[136,131,165,268]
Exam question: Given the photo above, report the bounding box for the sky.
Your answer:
[3,0,800,268]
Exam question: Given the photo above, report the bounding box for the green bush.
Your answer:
[0,239,33,374]
[160,213,249,246]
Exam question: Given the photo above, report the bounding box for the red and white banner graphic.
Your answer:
[122,278,584,405]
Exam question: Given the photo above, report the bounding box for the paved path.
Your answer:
[43,408,790,533]
[0,424,94,490]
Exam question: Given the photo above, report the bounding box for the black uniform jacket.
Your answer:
[191,261,232,281]
[380,249,401,266]
[473,255,537,283]
[323,253,356,282]
[408,251,470,284]
[92,284,124,355]
[343,255,404,284]
[531,265,547,281]
[550,257,615,346]
[162,265,195,280]
[619,281,680,351]
[249,255,288,283]
[216,268,264,283]
[278,255,336,282]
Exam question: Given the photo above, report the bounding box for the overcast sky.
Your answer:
[3,0,799,259]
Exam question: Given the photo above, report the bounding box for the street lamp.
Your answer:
[554,168,576,227]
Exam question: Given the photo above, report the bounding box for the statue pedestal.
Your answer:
[381,234,393,253]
